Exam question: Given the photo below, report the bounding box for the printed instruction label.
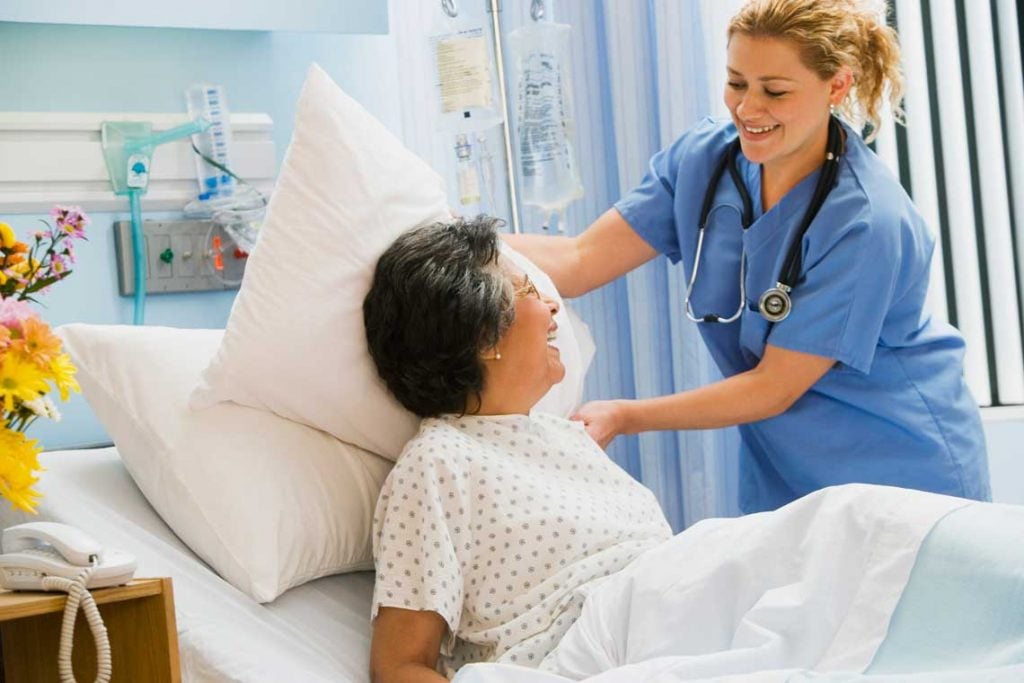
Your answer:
[434,31,493,113]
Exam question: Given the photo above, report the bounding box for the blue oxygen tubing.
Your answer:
[101,118,212,325]
[127,189,145,324]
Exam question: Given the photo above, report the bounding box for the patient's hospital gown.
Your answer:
[371,413,672,677]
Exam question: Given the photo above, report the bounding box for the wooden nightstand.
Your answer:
[0,577,180,682]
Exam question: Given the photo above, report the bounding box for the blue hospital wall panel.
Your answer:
[0,21,402,448]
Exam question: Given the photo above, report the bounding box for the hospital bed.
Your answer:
[10,450,1024,683]
[0,447,375,683]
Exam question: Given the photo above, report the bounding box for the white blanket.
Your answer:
[454,485,971,682]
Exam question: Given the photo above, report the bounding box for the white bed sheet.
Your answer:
[0,447,375,683]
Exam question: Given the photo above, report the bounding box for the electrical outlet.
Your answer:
[114,219,249,295]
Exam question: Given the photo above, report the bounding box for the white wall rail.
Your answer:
[0,112,276,214]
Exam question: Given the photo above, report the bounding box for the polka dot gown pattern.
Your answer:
[371,413,672,677]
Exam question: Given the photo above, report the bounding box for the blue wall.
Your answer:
[0,21,402,448]
[0,0,387,34]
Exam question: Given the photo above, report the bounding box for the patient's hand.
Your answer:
[370,607,447,682]
[572,400,628,449]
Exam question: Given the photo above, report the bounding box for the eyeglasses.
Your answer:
[513,274,541,300]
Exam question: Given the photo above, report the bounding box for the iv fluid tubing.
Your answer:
[128,189,146,325]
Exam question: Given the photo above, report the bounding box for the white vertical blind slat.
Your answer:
[963,0,1024,402]
[872,108,900,178]
[926,0,992,404]
[994,0,1024,380]
[894,0,950,324]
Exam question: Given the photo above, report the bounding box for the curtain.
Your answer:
[546,0,742,530]
[393,0,747,531]
[393,0,1024,528]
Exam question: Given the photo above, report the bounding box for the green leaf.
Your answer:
[22,276,60,294]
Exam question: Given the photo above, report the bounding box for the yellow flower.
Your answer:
[48,353,80,401]
[0,354,49,412]
[11,258,37,275]
[0,222,16,250]
[16,317,63,368]
[0,427,43,514]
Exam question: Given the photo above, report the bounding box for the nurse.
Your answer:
[506,0,991,513]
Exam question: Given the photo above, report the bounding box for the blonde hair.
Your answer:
[728,0,904,141]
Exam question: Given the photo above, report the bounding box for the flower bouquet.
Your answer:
[0,207,87,513]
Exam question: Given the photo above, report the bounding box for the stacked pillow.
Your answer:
[67,64,592,603]
[59,324,392,603]
[191,64,591,460]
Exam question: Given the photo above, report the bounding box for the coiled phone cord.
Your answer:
[40,560,112,683]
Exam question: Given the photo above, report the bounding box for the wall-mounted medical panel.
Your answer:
[0,112,276,214]
[113,219,247,295]
[0,0,387,34]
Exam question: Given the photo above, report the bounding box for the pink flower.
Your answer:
[0,298,37,329]
[51,254,69,274]
[50,205,89,239]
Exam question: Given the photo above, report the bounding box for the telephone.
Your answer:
[0,521,136,591]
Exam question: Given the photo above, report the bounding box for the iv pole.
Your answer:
[440,0,523,233]
[485,0,522,234]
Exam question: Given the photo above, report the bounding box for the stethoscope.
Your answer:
[684,115,845,324]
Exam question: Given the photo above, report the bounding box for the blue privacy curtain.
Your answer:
[535,1,741,531]
[391,0,741,530]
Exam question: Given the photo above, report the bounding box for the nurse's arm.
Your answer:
[502,209,657,298]
[614,344,835,433]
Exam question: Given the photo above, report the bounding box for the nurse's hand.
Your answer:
[572,400,629,449]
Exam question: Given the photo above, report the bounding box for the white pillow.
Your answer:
[58,324,392,603]
[191,63,591,460]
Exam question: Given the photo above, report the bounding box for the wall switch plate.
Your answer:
[113,219,248,296]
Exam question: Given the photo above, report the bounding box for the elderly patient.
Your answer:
[363,216,671,681]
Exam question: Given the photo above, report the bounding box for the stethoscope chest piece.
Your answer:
[688,116,845,326]
[758,283,792,323]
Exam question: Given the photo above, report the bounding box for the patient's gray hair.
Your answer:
[364,215,514,417]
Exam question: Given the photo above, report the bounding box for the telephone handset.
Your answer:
[0,521,136,591]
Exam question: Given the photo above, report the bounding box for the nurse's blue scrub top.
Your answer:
[615,117,991,513]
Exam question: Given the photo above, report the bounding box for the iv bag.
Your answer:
[427,10,504,132]
[508,21,584,225]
